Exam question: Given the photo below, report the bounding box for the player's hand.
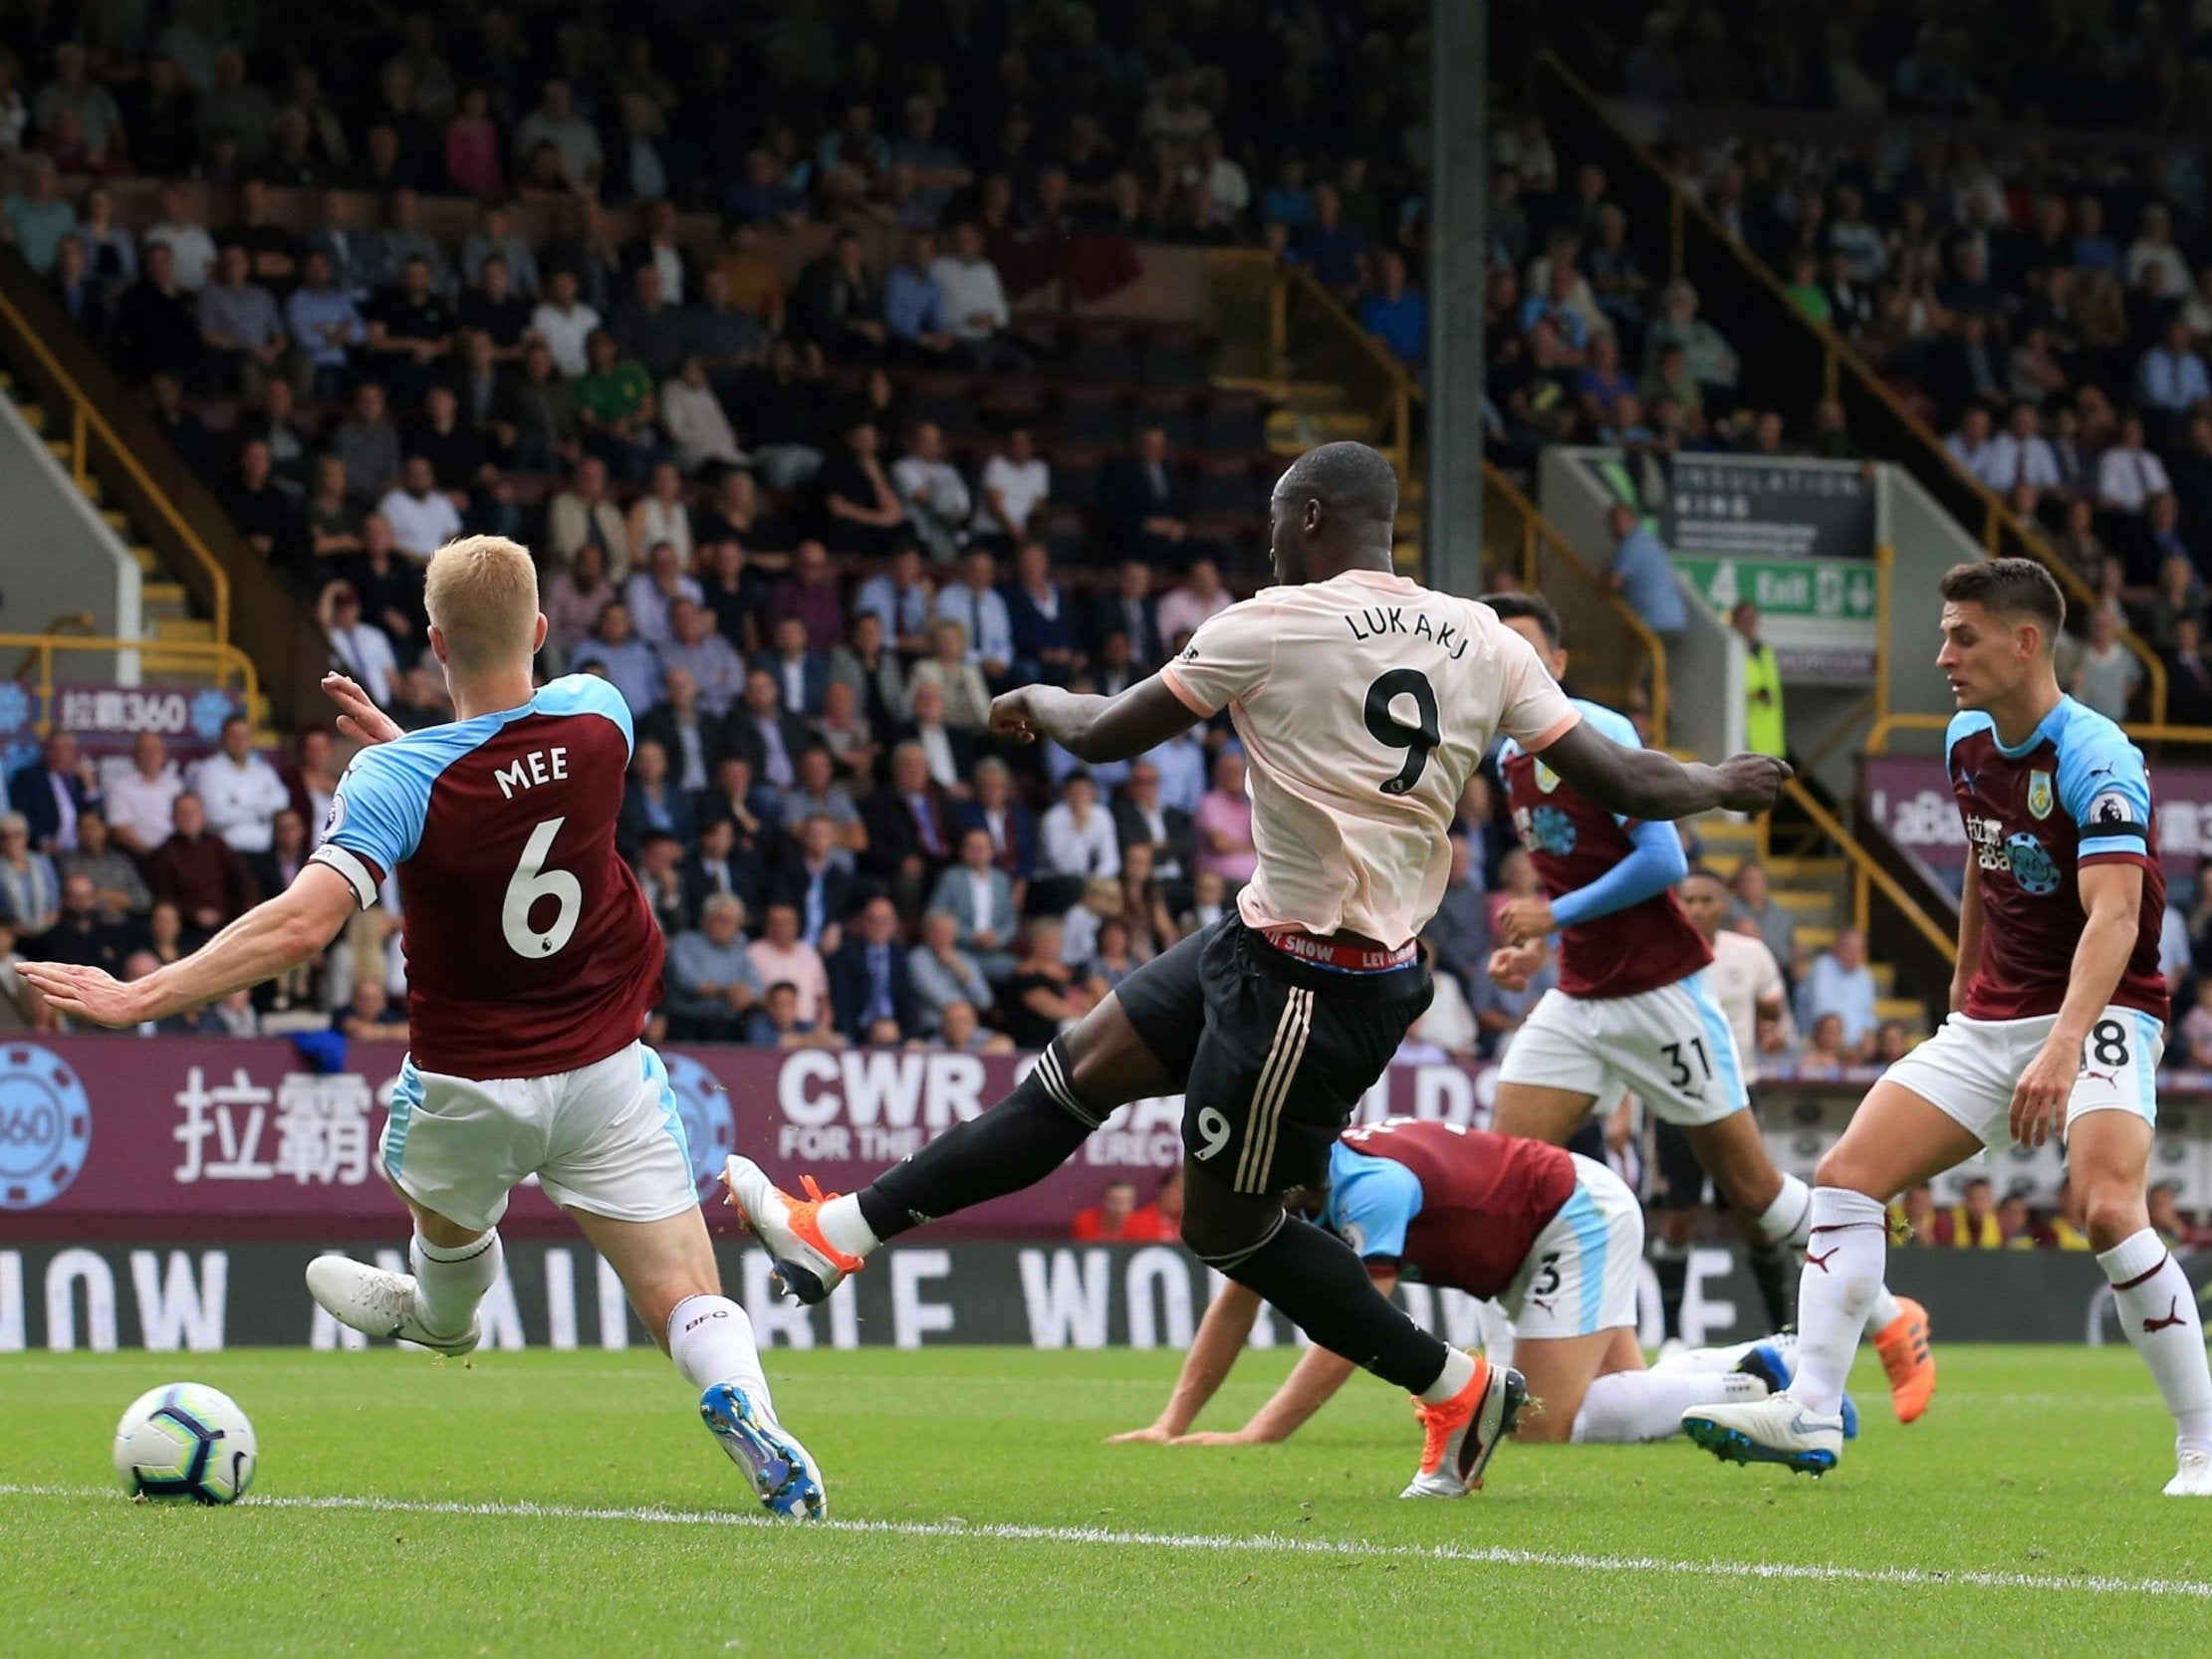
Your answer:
[1496,896,1556,946]
[987,686,1047,743]
[1105,1424,1177,1445]
[1713,753,1792,813]
[323,673,403,747]
[1487,940,1546,994]
[2008,1035,2077,1149]
[13,962,153,1028]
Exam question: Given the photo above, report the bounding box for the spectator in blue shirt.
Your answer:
[882,231,954,361]
[5,156,76,275]
[1357,250,1427,370]
[1260,157,1315,233]
[1604,503,1688,638]
[1295,183,1369,301]
[2137,319,2211,420]
[569,600,663,718]
[285,249,367,395]
[1797,926,1879,1061]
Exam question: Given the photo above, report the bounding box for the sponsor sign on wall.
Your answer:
[1861,754,2212,880]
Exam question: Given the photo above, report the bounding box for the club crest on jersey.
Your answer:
[1515,804,1578,857]
[1534,761,1562,794]
[2088,789,2138,828]
[2027,771,2054,820]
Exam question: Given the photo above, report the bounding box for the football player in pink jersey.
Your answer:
[21,536,826,1520]
[723,441,1788,1499]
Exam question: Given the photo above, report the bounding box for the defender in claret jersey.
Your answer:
[19,536,825,1520]
[1686,559,2212,1496]
[722,441,1790,1501]
[1479,594,1933,1424]
[1109,1117,1806,1453]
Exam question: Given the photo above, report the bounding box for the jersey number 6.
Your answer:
[502,816,583,958]
[1363,668,1441,796]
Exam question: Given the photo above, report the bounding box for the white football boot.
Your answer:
[1680,1395,1844,1476]
[2165,1449,2212,1496]
[305,1256,480,1356]
[721,1156,865,1305]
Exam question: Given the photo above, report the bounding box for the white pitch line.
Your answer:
[3,1484,2208,1601]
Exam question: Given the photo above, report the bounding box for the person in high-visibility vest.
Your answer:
[1733,601,1787,758]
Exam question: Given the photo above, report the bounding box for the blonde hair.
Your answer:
[423,535,540,671]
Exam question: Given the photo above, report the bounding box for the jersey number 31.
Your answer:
[502,817,583,957]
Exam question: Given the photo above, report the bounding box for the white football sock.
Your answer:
[2099,1229,2212,1458]
[1864,1285,1904,1331]
[667,1295,774,1413]
[1788,1188,1887,1417]
[1571,1368,1767,1443]
[816,1193,880,1259]
[1756,1173,1815,1249]
[410,1229,501,1340]
[1653,1337,1763,1373]
[1417,1346,1478,1405]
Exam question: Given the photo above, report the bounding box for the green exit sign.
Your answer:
[1674,557,1876,621]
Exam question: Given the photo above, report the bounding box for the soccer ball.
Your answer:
[113,1383,258,1505]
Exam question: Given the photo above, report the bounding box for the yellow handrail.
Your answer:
[0,286,230,645]
[0,632,259,719]
[1534,51,2170,728]
[1782,776,1957,967]
[1487,465,1670,746]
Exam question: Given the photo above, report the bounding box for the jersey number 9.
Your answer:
[1363,669,1441,796]
[502,817,583,958]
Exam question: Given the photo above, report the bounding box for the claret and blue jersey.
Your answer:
[1945,695,2167,1027]
[307,674,666,1078]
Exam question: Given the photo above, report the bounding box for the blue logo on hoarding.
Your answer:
[0,1044,92,1210]
[664,1053,736,1190]
[190,690,234,742]
[0,683,31,738]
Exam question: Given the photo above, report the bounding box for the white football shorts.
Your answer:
[380,1041,698,1231]
[1501,1154,1643,1340]
[1496,973,1752,1127]
[1878,1004,2162,1151]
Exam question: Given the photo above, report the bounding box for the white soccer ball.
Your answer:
[113,1383,258,1505]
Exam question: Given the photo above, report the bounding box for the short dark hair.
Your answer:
[1480,591,1563,650]
[1279,440,1398,528]
[1938,558,2065,644]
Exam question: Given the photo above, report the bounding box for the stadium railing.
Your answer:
[1532,50,2173,730]
[1,630,260,707]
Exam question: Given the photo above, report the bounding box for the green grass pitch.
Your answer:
[3,1344,2207,1655]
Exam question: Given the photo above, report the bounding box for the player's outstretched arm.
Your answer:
[1538,719,1790,822]
[1180,1269,1401,1446]
[989,677,1200,766]
[1108,1276,1262,1443]
[17,864,356,1028]
[1497,816,1688,946]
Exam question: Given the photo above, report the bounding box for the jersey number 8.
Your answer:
[1363,669,1441,796]
[502,817,582,958]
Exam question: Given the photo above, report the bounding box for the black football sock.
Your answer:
[857,1039,1101,1241]
[1215,1213,1452,1395]
[1749,1240,1798,1330]
[1650,1238,1689,1343]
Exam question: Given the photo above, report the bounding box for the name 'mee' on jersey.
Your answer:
[1321,1117,1577,1300]
[308,674,666,1077]
[1497,697,1711,1000]
[1946,695,2167,1026]
[1158,570,1580,949]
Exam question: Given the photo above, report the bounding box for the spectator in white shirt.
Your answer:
[529,268,601,378]
[1155,557,1233,648]
[2126,204,2194,299]
[1987,403,2062,509]
[2097,414,2174,514]
[323,583,399,707]
[1039,772,1121,880]
[376,455,465,559]
[101,731,183,856]
[889,420,973,565]
[142,181,217,291]
[970,425,1051,550]
[188,715,292,855]
[928,220,1019,371]
[1944,402,2006,491]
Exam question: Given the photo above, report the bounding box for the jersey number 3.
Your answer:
[502,817,582,958]
[1363,669,1441,796]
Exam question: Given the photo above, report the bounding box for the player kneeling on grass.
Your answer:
[1108,1116,1828,1457]
[18,536,826,1521]
[1684,560,2212,1497]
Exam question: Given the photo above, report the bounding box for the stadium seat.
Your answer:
[1048,444,1106,512]
[1191,454,1267,517]
[1130,387,1199,450]
[1056,382,1129,446]
[1199,391,1270,453]
[1070,321,1139,383]
[1138,324,1210,387]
